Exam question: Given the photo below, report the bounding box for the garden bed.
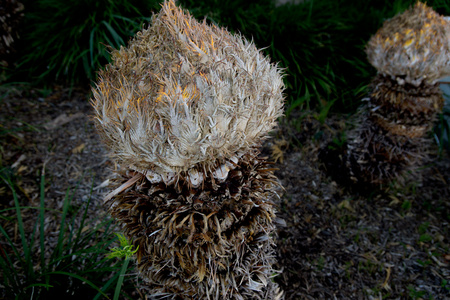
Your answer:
[1,85,448,299]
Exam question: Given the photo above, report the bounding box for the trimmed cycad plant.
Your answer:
[91,0,285,298]
[344,2,450,186]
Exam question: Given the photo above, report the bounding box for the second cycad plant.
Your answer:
[91,0,285,299]
[346,2,450,186]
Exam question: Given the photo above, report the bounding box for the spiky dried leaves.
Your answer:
[367,75,444,138]
[91,0,284,175]
[106,149,283,299]
[366,2,450,86]
[346,108,426,186]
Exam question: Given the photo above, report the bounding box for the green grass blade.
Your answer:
[51,187,72,262]
[114,258,131,300]
[39,169,46,273]
[102,21,125,48]
[93,272,121,300]
[25,283,53,289]
[112,14,140,26]
[0,223,21,260]
[0,251,21,297]
[2,177,27,252]
[0,175,33,277]
[71,177,94,252]
[0,206,60,216]
[89,27,97,68]
[285,95,308,117]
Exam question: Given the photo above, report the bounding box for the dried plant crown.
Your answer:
[366,1,450,86]
[91,0,285,178]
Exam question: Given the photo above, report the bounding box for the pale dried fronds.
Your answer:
[366,2,450,86]
[91,0,285,176]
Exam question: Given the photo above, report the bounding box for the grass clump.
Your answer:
[0,168,136,299]
[12,0,163,85]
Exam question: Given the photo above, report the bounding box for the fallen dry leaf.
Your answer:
[44,112,83,130]
[338,199,355,212]
[11,154,26,169]
[17,165,27,173]
[72,143,86,154]
[271,139,288,163]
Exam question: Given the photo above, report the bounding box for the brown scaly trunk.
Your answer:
[345,74,444,186]
[106,150,283,299]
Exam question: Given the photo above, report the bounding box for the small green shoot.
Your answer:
[107,233,139,260]
[107,233,139,300]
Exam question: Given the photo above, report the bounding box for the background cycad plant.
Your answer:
[92,0,285,298]
[344,2,450,186]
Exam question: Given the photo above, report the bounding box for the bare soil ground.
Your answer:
[0,85,449,299]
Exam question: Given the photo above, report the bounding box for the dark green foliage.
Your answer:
[180,0,450,117]
[13,0,163,85]
[6,0,450,116]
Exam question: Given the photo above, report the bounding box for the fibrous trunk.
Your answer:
[345,74,444,185]
[106,150,282,299]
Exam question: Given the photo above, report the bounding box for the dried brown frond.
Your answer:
[271,139,289,163]
[345,109,427,186]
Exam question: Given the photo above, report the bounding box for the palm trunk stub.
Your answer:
[345,74,444,186]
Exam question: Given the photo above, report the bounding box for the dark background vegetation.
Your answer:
[5,0,450,110]
[1,0,449,299]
